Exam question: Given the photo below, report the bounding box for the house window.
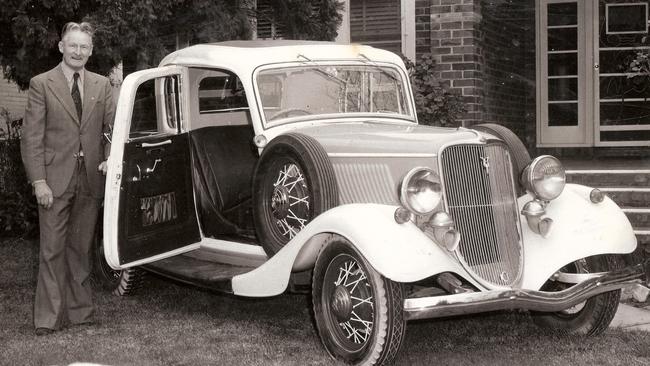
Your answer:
[606,3,648,35]
[256,0,286,39]
[350,0,402,54]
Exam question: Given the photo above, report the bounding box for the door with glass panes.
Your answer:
[538,0,650,147]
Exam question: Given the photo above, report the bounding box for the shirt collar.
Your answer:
[59,62,85,85]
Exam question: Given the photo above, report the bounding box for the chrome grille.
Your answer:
[440,143,523,287]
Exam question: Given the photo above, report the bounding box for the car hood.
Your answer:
[289,121,483,156]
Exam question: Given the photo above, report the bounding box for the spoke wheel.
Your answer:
[313,236,406,365]
[253,133,338,256]
[91,221,144,296]
[323,253,375,352]
[269,161,311,241]
[531,255,621,336]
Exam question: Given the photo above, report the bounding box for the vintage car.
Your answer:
[94,40,649,365]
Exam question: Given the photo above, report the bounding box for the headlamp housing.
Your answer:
[521,155,566,201]
[400,167,442,215]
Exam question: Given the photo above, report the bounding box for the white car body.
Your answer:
[100,40,648,365]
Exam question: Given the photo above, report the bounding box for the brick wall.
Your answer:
[478,0,536,145]
[0,78,27,120]
[416,0,536,142]
[415,0,432,58]
[427,0,483,126]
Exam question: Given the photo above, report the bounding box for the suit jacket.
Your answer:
[21,64,115,198]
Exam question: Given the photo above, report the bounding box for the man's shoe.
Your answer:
[74,321,95,327]
[35,327,55,336]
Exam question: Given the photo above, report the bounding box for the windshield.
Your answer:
[256,64,413,125]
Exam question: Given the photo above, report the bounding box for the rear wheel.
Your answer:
[91,222,144,296]
[312,236,406,365]
[531,255,621,336]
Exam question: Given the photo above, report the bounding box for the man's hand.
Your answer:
[98,160,108,175]
[34,181,53,209]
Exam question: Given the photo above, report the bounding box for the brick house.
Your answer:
[337,0,650,156]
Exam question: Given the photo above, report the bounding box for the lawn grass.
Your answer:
[2,237,649,366]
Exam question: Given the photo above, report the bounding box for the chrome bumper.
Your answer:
[404,259,650,321]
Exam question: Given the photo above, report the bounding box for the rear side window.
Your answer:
[198,73,247,113]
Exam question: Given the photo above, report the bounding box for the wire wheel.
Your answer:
[253,133,338,256]
[270,161,311,241]
[313,236,406,365]
[322,253,375,351]
[91,220,144,296]
[532,255,621,336]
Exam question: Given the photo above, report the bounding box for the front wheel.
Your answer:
[312,236,406,365]
[531,255,621,336]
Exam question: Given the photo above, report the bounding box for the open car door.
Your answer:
[104,66,200,269]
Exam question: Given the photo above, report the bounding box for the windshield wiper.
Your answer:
[358,53,400,82]
[296,54,348,86]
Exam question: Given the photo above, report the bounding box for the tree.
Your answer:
[0,0,342,90]
[264,0,342,40]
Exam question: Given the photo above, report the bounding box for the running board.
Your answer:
[143,251,256,293]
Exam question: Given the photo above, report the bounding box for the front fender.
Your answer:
[520,183,637,290]
[232,204,475,297]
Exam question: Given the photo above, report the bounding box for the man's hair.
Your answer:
[61,22,94,41]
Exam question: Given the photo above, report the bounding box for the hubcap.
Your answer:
[271,185,290,218]
[270,163,311,240]
[324,255,375,348]
[331,285,353,322]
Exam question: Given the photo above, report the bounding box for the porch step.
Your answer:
[623,208,650,228]
[565,169,650,188]
[565,167,649,255]
[634,229,650,256]
[599,188,650,208]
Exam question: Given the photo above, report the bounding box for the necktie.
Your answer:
[71,72,82,121]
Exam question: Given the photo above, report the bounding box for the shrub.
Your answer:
[402,54,466,127]
[0,108,38,238]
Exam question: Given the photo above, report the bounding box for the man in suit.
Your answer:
[21,22,114,336]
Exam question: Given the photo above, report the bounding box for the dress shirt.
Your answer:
[60,62,85,99]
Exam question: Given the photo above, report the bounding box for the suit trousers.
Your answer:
[34,158,101,329]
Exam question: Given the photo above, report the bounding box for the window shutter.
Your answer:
[350,0,402,53]
[256,0,286,39]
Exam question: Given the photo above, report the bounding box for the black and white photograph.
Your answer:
[1,1,649,365]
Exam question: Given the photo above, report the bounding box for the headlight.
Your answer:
[521,155,565,201]
[400,167,442,215]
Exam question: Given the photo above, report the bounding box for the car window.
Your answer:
[256,64,412,126]
[189,68,252,129]
[198,74,247,113]
[129,79,157,138]
[129,75,181,139]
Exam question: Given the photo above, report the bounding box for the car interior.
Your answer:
[187,68,259,242]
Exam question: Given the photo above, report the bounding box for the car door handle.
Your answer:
[141,140,171,148]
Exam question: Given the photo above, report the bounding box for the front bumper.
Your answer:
[404,259,650,321]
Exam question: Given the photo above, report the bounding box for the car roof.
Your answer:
[158,40,406,76]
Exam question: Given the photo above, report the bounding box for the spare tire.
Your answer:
[253,133,339,256]
[472,123,532,195]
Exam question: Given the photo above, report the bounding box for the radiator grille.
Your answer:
[440,143,523,287]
